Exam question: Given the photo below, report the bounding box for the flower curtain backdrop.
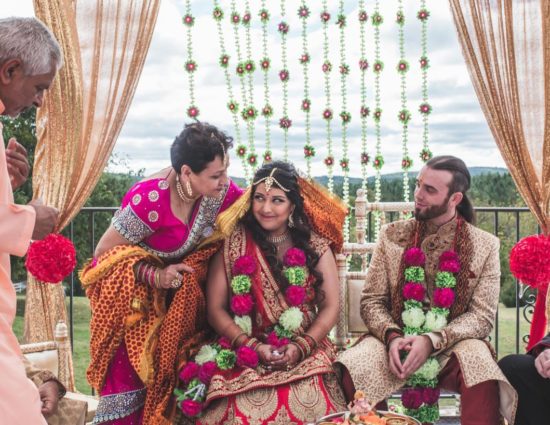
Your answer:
[24,0,161,362]
[449,0,550,342]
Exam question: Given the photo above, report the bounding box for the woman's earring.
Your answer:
[288,214,295,228]
[186,181,194,197]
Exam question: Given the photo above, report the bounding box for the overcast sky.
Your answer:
[1,1,506,179]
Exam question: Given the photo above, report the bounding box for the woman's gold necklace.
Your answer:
[267,231,290,245]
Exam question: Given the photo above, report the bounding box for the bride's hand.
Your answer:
[256,344,277,367]
[268,343,302,371]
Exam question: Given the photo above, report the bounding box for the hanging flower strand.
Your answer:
[259,3,273,163]
[230,0,251,181]
[337,0,351,242]
[279,0,291,160]
[183,2,199,119]
[397,0,412,207]
[419,0,432,163]
[299,2,314,177]
[212,2,247,181]
[241,1,258,170]
[372,0,384,238]
[321,0,334,193]
[358,1,370,194]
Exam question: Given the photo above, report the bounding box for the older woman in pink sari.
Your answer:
[82,122,242,424]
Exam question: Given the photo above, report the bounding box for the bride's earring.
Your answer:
[288,214,295,228]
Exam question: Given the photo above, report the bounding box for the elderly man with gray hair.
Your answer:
[0,17,63,424]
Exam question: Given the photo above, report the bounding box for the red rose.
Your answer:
[179,361,199,383]
[422,387,440,405]
[198,361,218,384]
[284,247,306,267]
[230,294,254,316]
[180,399,203,417]
[236,346,259,368]
[401,388,423,410]
[233,255,256,276]
[285,285,306,306]
[433,287,455,309]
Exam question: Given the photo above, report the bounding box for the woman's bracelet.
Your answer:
[303,333,318,350]
[294,336,313,358]
[231,332,247,348]
[244,337,260,351]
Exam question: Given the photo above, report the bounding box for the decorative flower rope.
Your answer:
[183,1,199,120]
[241,1,258,170]
[299,2,314,177]
[400,220,462,423]
[212,1,248,181]
[279,0,291,160]
[397,0,412,206]
[321,0,334,193]
[338,0,350,242]
[372,0,383,238]
[259,2,273,163]
[358,1,370,195]
[419,0,432,163]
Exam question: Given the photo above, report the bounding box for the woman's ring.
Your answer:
[170,278,182,288]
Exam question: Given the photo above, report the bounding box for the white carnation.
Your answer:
[402,307,425,329]
[279,307,304,332]
[234,315,252,336]
[195,344,218,365]
[424,311,447,332]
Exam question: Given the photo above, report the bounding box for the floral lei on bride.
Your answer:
[400,218,462,424]
[174,247,309,418]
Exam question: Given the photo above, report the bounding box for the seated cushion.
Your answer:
[348,279,368,334]
[22,346,59,377]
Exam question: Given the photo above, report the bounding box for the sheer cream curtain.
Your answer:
[24,0,161,354]
[449,0,550,338]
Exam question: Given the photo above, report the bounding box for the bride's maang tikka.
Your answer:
[253,167,290,192]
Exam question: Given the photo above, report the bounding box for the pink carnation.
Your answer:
[403,282,425,302]
[422,387,440,405]
[233,255,256,276]
[404,247,426,267]
[230,294,254,316]
[440,250,459,262]
[179,361,199,383]
[284,247,307,267]
[180,399,203,417]
[218,336,231,349]
[439,259,460,273]
[236,346,259,368]
[285,285,306,306]
[198,361,218,385]
[266,331,289,348]
[401,388,423,410]
[433,287,455,309]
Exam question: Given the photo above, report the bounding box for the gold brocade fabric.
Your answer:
[24,1,161,347]
[449,1,550,234]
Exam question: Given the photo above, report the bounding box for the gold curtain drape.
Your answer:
[24,0,161,350]
[449,0,550,331]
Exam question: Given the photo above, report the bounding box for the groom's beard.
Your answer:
[414,197,450,221]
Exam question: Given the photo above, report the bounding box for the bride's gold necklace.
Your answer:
[267,231,290,245]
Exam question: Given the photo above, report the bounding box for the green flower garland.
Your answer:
[299,2,313,177]
[338,0,350,242]
[321,1,334,193]
[419,0,432,163]
[358,0,369,194]
[372,1,383,238]
[259,3,272,163]
[242,1,257,171]
[213,2,247,181]
[183,3,198,119]
[397,0,412,205]
[279,0,291,160]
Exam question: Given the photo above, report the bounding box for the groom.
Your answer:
[336,155,516,425]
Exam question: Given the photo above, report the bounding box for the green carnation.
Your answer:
[279,307,303,332]
[404,266,425,283]
[215,349,236,370]
[404,300,422,310]
[432,307,449,317]
[415,357,440,381]
[234,315,252,335]
[435,271,456,288]
[405,404,440,424]
[195,344,218,365]
[284,266,307,285]
[231,275,252,294]
[274,324,293,339]
[402,307,425,329]
[424,311,447,332]
[404,326,424,337]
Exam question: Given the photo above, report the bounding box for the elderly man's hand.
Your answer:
[534,349,550,379]
[6,137,30,190]
[39,380,60,417]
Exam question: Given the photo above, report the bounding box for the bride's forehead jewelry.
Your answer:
[211,132,229,168]
[253,168,290,193]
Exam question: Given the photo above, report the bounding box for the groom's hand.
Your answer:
[401,335,434,379]
[388,336,411,379]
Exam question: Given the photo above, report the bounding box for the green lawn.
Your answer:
[12,296,532,396]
